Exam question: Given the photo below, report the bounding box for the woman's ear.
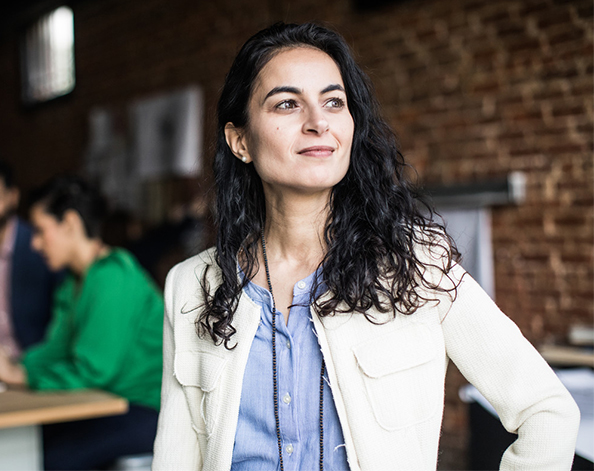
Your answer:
[224,123,252,164]
[62,209,85,237]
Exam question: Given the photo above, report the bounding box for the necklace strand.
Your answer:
[260,231,325,471]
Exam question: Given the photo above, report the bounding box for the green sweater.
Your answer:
[22,248,164,411]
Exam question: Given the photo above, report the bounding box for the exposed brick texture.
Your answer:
[0,0,591,469]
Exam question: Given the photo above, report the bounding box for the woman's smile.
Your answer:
[297,145,335,157]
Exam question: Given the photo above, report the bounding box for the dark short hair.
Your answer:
[30,176,107,239]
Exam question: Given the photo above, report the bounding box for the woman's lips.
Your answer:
[298,146,335,157]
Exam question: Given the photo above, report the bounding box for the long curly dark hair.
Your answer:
[199,22,460,348]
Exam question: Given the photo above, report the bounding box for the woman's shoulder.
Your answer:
[410,227,464,293]
[162,247,220,314]
[165,246,220,289]
[87,248,157,290]
[89,248,141,275]
[411,227,450,267]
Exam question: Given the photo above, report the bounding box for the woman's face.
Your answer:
[30,204,73,271]
[228,47,354,197]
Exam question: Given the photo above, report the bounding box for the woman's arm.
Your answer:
[441,265,580,471]
[152,264,203,471]
[0,347,26,385]
[21,266,140,390]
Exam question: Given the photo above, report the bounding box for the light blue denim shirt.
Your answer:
[231,270,349,471]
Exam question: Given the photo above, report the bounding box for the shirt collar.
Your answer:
[239,264,325,309]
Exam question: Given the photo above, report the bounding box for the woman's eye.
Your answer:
[276,100,298,110]
[325,97,346,109]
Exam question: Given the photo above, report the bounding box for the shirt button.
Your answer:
[286,444,294,454]
[282,392,292,404]
[297,280,306,289]
[286,340,291,349]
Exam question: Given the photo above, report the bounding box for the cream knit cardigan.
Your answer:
[152,247,579,471]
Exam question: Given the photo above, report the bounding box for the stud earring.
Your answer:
[241,156,247,163]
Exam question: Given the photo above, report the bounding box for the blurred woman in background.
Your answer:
[0,176,163,470]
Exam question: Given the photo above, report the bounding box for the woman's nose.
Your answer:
[303,108,329,134]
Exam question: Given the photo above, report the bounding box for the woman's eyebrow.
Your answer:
[321,84,345,94]
[263,86,301,102]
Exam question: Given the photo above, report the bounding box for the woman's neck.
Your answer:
[256,190,329,323]
[69,238,108,276]
[262,189,329,267]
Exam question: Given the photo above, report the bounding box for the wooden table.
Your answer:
[0,387,128,471]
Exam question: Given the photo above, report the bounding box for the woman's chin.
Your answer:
[46,258,66,272]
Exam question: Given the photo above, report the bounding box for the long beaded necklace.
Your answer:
[260,231,326,471]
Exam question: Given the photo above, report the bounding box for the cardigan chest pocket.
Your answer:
[352,324,443,431]
[174,350,227,437]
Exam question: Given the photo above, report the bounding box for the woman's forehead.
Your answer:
[252,47,344,98]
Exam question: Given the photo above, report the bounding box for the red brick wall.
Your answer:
[0,0,591,468]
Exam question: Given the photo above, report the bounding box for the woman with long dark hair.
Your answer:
[153,22,579,470]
